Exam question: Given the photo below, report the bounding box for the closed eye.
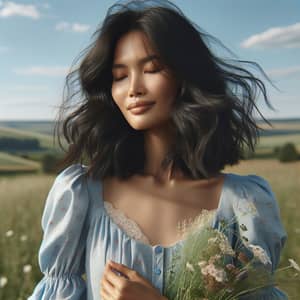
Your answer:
[113,76,126,82]
[112,69,162,82]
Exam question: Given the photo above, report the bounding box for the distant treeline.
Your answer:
[259,129,300,136]
[0,137,41,151]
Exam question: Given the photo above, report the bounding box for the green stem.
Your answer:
[231,283,275,298]
[276,266,292,272]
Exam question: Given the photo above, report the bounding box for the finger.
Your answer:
[101,274,115,290]
[110,266,130,279]
[109,260,135,279]
[100,263,113,285]
[109,261,153,287]
[103,261,119,278]
[106,265,126,290]
[100,285,114,300]
[101,276,116,298]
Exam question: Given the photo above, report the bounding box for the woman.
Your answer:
[28,0,288,299]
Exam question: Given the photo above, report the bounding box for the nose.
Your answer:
[128,73,146,98]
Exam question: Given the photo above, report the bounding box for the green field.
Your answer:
[0,159,299,299]
[0,121,67,173]
[256,119,300,152]
[0,126,56,149]
[0,152,40,170]
[258,134,300,151]
[1,119,300,173]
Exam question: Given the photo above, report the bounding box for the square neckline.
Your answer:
[93,172,231,250]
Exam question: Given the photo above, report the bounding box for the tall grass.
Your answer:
[0,160,299,299]
[0,174,54,300]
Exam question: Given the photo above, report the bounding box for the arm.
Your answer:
[232,175,288,299]
[28,164,90,299]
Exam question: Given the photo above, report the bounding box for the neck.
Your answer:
[142,120,179,184]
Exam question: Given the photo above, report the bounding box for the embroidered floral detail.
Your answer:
[248,244,272,266]
[234,196,258,216]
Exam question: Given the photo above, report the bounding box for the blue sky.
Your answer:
[0,0,299,120]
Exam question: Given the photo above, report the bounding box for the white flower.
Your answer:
[198,261,207,268]
[5,230,13,237]
[208,237,218,244]
[288,259,300,272]
[0,276,8,288]
[23,264,32,273]
[248,244,272,265]
[20,235,28,242]
[200,263,227,282]
[214,269,227,282]
[186,261,195,272]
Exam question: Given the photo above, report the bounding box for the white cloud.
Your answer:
[55,21,69,31]
[241,22,300,49]
[55,21,90,33]
[267,66,300,78]
[14,66,69,77]
[72,23,90,33]
[0,1,40,19]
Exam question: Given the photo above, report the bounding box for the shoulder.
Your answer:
[47,163,89,206]
[227,173,284,230]
[41,163,91,230]
[227,173,277,210]
[49,163,90,202]
[228,172,273,193]
[54,163,89,186]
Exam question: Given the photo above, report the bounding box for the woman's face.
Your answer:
[111,30,179,131]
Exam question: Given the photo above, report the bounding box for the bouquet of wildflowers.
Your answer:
[164,210,299,300]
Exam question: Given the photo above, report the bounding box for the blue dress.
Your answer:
[28,163,288,299]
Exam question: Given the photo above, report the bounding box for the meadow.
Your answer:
[0,120,300,299]
[0,159,299,299]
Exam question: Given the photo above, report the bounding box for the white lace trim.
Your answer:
[103,201,151,245]
[103,201,217,247]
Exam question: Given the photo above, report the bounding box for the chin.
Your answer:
[127,118,170,131]
[128,122,152,131]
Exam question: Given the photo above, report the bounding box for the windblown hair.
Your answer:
[54,0,276,180]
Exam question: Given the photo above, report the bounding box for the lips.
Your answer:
[127,100,155,110]
[129,103,154,115]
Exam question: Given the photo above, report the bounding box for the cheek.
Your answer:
[154,79,178,105]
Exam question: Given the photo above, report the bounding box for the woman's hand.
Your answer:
[100,259,166,300]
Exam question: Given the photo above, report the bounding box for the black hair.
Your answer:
[54,0,276,180]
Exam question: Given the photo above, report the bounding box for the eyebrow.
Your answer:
[112,54,160,70]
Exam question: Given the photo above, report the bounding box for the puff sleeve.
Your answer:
[231,174,288,299]
[28,163,90,300]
